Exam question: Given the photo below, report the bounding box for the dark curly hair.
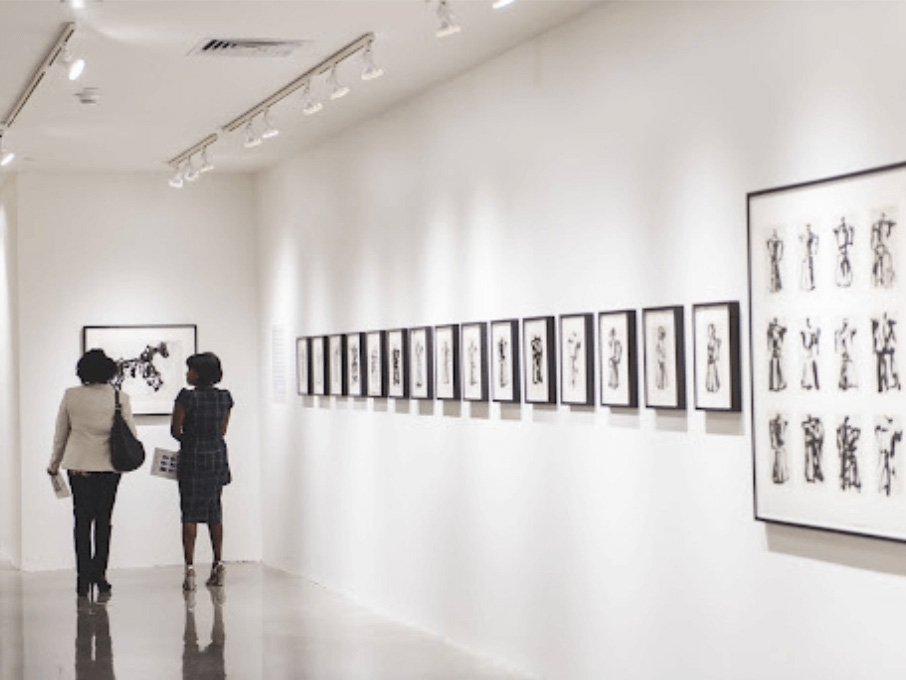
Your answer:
[77,349,118,385]
[187,352,223,387]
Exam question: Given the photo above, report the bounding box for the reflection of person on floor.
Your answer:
[76,600,115,680]
[183,589,226,680]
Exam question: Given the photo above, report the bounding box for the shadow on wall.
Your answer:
[766,523,906,578]
[705,411,745,436]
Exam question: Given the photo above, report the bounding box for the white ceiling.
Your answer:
[0,0,599,174]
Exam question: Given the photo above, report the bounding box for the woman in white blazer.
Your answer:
[47,349,138,597]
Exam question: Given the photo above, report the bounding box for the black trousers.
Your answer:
[68,472,121,582]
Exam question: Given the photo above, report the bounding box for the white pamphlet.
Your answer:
[151,448,179,480]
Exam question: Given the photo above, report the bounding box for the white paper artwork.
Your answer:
[560,315,592,405]
[387,330,407,398]
[642,308,684,409]
[346,333,364,397]
[409,328,431,399]
[435,325,459,400]
[523,317,555,404]
[461,323,487,402]
[311,337,326,396]
[296,338,310,396]
[491,320,519,403]
[693,304,739,411]
[366,331,384,398]
[328,335,344,396]
[599,312,635,407]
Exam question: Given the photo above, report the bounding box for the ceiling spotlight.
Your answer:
[328,65,350,100]
[60,47,85,81]
[492,0,517,8]
[199,147,214,174]
[436,0,461,37]
[68,0,86,9]
[168,165,184,189]
[184,158,200,182]
[261,110,279,140]
[0,149,14,168]
[301,81,322,115]
[243,120,262,148]
[361,43,383,81]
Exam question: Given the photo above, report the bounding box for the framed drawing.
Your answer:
[598,310,638,408]
[387,329,409,399]
[409,327,434,400]
[693,302,742,412]
[491,319,521,403]
[642,306,686,410]
[345,332,365,397]
[82,324,197,416]
[296,336,311,396]
[461,322,489,402]
[435,324,461,400]
[523,316,557,404]
[366,330,388,398]
[560,313,594,406]
[749,160,906,542]
[327,334,347,397]
[311,336,327,396]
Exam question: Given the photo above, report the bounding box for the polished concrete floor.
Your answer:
[0,563,528,680]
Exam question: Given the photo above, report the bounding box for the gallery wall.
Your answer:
[255,2,906,679]
[15,172,262,571]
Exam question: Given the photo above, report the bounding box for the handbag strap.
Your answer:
[114,388,122,413]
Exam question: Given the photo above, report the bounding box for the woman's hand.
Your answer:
[47,466,59,476]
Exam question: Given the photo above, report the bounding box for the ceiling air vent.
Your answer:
[189,38,311,58]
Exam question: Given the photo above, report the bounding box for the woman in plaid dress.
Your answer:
[170,352,233,591]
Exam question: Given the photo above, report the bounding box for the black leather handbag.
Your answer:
[111,390,145,472]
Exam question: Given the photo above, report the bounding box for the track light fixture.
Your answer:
[492,0,517,8]
[184,157,200,182]
[301,81,323,115]
[327,66,350,101]
[261,109,280,139]
[168,164,184,189]
[360,43,383,81]
[59,46,85,81]
[199,147,214,174]
[243,120,262,148]
[435,0,461,38]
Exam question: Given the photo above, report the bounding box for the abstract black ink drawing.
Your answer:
[872,313,901,393]
[766,229,784,293]
[113,343,169,392]
[655,326,668,390]
[767,318,787,392]
[769,414,789,484]
[871,211,896,288]
[876,416,903,497]
[833,217,854,287]
[801,415,824,483]
[468,339,479,386]
[497,336,509,389]
[441,341,451,385]
[530,334,544,385]
[607,327,622,390]
[567,331,582,389]
[800,223,819,292]
[705,324,721,393]
[415,340,425,388]
[838,416,862,491]
[800,319,820,390]
[369,347,379,385]
[392,348,402,386]
[350,345,360,385]
[834,319,857,391]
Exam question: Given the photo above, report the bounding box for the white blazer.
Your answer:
[49,384,139,472]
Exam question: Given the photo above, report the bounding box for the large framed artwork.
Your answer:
[642,306,686,410]
[560,313,594,406]
[366,330,387,398]
[491,319,521,403]
[523,316,557,404]
[296,336,311,396]
[82,325,197,416]
[327,334,347,397]
[311,336,327,396]
[387,329,409,399]
[693,302,742,412]
[435,324,461,401]
[598,310,638,408]
[409,327,434,400]
[749,161,906,542]
[461,322,489,402]
[345,332,365,398]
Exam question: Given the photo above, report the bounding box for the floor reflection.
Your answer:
[76,598,114,680]
[183,588,226,680]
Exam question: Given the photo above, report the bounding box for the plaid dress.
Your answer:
[176,387,233,524]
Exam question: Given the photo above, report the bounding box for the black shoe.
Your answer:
[95,578,112,595]
[76,578,91,597]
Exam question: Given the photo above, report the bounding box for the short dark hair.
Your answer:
[187,352,223,387]
[77,349,118,385]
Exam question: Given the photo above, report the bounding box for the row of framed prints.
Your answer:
[295,302,742,412]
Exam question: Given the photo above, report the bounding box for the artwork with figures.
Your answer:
[345,332,365,397]
[409,327,434,400]
[490,319,520,403]
[82,325,197,415]
[296,336,310,396]
[311,336,327,396]
[598,310,638,408]
[559,314,594,405]
[693,302,742,411]
[387,329,409,398]
[749,161,906,541]
[435,324,461,401]
[642,306,686,410]
[328,334,346,397]
[523,316,557,404]
[461,322,489,402]
[366,330,387,398]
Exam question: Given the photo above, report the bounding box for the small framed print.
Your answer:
[435,324,461,401]
[387,329,409,398]
[461,322,489,402]
[523,316,557,404]
[327,334,347,397]
[693,301,742,412]
[366,330,388,398]
[345,332,365,397]
[491,319,521,403]
[642,306,686,410]
[409,327,434,400]
[560,313,594,406]
[296,336,311,396]
[598,310,638,408]
[311,336,327,396]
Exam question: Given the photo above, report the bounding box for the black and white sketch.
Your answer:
[346,332,365,397]
[834,319,858,391]
[328,334,347,397]
[837,416,862,492]
[875,416,903,497]
[83,325,197,416]
[871,208,897,288]
[766,317,788,392]
[769,414,789,485]
[408,327,433,400]
[872,313,901,393]
[693,302,741,412]
[490,319,520,403]
[802,415,825,484]
[434,324,461,401]
[598,310,638,408]
[766,228,784,293]
[386,329,409,399]
[559,314,594,406]
[296,337,311,396]
[643,306,686,410]
[833,216,855,287]
[461,323,489,402]
[522,316,557,405]
[800,319,820,391]
[365,331,387,398]
[799,223,819,292]
[311,336,327,396]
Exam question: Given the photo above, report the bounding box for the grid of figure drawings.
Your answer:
[748,161,906,542]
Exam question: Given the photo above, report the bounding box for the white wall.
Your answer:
[0,175,21,567]
[16,172,261,571]
[255,3,906,679]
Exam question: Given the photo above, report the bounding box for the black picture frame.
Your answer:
[408,326,434,400]
[598,310,638,408]
[345,332,366,398]
[490,319,521,404]
[435,324,461,401]
[296,336,311,396]
[461,322,489,402]
[642,306,686,410]
[327,334,347,397]
[559,313,595,406]
[693,301,742,412]
[522,316,557,405]
[365,330,388,398]
[387,328,410,399]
